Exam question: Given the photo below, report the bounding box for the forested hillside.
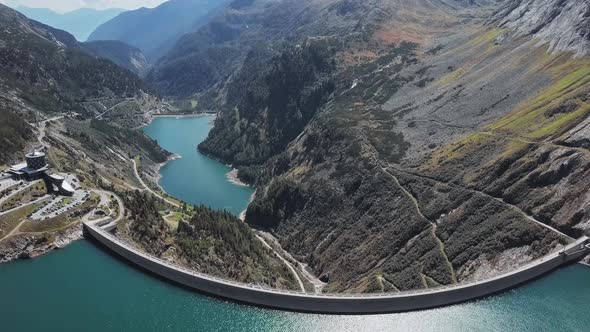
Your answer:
[118,191,299,289]
[199,40,336,165]
[81,40,149,75]
[0,5,147,116]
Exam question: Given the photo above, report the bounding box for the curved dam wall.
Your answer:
[83,223,589,314]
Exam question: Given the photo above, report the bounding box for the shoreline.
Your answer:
[142,112,217,195]
[153,153,182,195]
[145,114,255,220]
[0,224,82,264]
[137,112,217,130]
[240,190,257,221]
[226,168,249,187]
[223,167,256,221]
[152,112,217,119]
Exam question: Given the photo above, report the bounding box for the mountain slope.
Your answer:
[117,191,300,290]
[81,40,149,75]
[14,6,124,41]
[147,0,495,97]
[0,4,157,165]
[143,0,582,293]
[490,0,590,57]
[0,5,146,113]
[0,4,296,284]
[88,0,229,62]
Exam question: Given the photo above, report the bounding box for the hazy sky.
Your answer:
[0,0,169,13]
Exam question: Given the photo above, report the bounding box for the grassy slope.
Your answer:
[420,28,590,235]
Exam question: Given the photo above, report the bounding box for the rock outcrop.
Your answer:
[491,0,590,56]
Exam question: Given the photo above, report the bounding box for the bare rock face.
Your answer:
[81,40,150,75]
[491,0,590,56]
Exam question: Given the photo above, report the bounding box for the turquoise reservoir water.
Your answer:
[0,115,589,331]
[0,241,589,331]
[143,116,254,216]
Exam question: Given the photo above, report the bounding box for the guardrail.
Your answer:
[83,222,590,313]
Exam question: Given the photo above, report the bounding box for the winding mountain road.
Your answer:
[27,116,64,149]
[255,235,306,293]
[131,158,179,208]
[95,99,132,120]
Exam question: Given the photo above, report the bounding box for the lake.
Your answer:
[142,115,254,216]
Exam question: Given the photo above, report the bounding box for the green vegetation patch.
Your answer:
[0,110,34,164]
[0,181,48,212]
[0,202,44,239]
[467,28,506,47]
[488,65,590,140]
[422,133,494,171]
[366,129,410,163]
[162,211,189,231]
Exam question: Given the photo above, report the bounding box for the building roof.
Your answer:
[49,174,65,181]
[10,162,27,172]
[60,181,74,194]
[8,164,48,176]
[26,151,45,158]
[22,166,48,175]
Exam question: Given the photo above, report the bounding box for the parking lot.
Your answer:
[30,189,90,221]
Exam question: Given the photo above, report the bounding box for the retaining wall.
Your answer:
[84,223,589,314]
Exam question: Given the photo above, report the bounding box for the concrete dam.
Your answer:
[83,221,590,314]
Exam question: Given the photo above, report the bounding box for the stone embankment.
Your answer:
[0,224,82,264]
[84,221,590,314]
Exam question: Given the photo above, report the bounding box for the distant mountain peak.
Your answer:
[87,0,230,62]
[0,4,146,74]
[13,5,125,41]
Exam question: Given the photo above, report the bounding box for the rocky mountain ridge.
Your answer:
[0,4,147,98]
[490,0,590,56]
[14,6,125,41]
